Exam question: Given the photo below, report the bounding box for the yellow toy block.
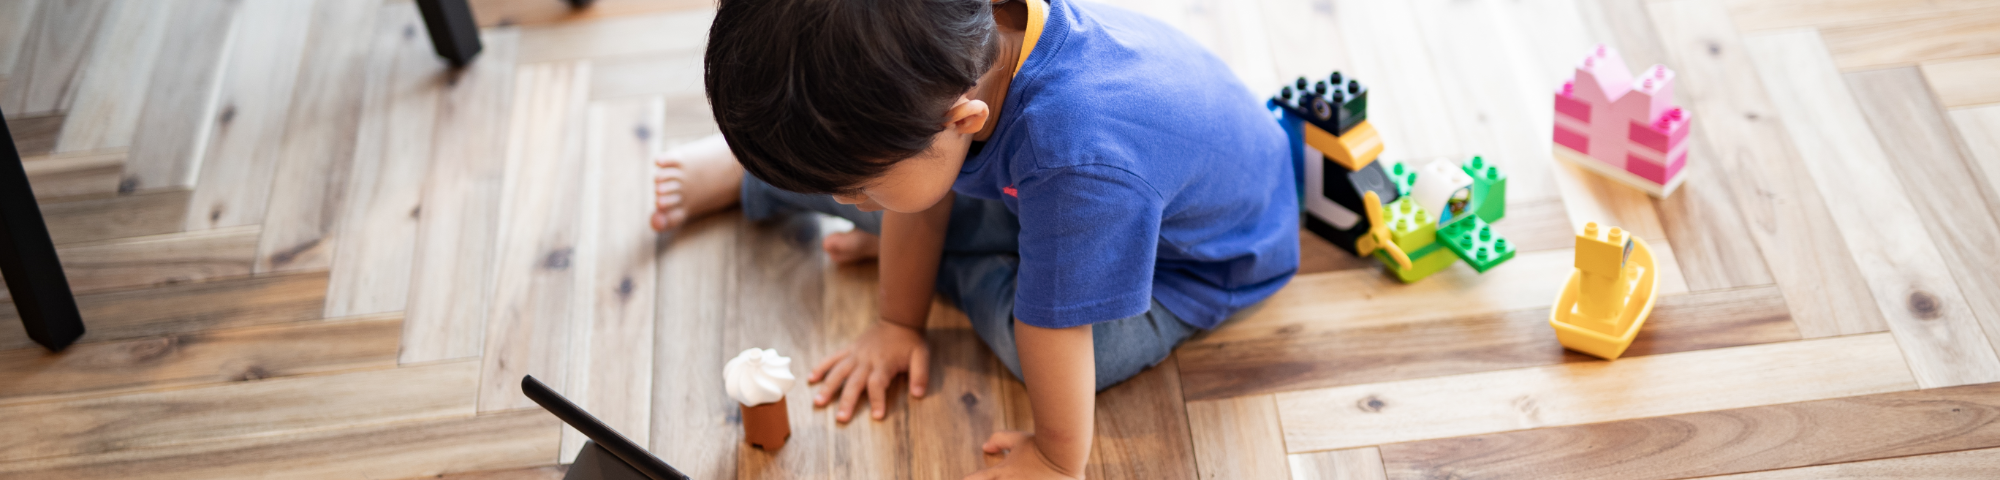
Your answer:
[1303,120,1383,171]
[1550,222,1659,360]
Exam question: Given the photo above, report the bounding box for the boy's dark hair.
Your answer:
[706,0,999,195]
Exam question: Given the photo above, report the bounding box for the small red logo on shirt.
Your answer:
[1003,185,1018,197]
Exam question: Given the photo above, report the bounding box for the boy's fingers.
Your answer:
[909,347,931,398]
[810,351,848,383]
[815,358,854,406]
[866,370,890,419]
[836,370,866,422]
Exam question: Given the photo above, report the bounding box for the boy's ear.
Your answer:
[945,97,990,135]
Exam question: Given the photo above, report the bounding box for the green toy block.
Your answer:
[1386,161,1417,198]
[1460,155,1507,223]
[1436,215,1516,273]
[1375,243,1458,283]
[1383,197,1436,253]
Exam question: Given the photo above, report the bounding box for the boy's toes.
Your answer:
[651,167,688,232]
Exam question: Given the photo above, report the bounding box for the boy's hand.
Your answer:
[809,320,931,422]
[968,431,1083,480]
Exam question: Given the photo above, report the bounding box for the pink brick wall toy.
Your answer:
[1552,44,1691,197]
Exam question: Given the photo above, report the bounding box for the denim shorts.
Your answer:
[741,174,1200,391]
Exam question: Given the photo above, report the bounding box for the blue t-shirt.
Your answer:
[954,0,1299,329]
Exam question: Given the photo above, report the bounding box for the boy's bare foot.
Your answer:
[822,230,881,264]
[653,135,744,231]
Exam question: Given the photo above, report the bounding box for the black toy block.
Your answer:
[0,109,85,352]
[1304,211,1369,256]
[1272,71,1369,137]
[1322,158,1400,217]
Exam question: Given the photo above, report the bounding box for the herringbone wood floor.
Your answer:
[5,0,2000,478]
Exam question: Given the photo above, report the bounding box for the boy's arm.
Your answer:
[973,320,1093,479]
[811,193,954,422]
[878,192,953,330]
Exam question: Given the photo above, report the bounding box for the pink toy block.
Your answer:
[1552,44,1692,197]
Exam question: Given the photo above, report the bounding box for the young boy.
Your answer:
[654,0,1296,476]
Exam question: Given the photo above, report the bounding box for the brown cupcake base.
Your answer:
[741,397,791,450]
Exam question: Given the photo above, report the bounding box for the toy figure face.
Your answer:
[832,95,990,213]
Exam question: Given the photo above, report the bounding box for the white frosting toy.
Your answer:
[723,348,794,407]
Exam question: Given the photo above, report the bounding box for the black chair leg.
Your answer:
[415,0,483,67]
[0,108,84,352]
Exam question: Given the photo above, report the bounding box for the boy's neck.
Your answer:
[974,0,1034,141]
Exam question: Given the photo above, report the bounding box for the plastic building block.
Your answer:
[1553,44,1692,197]
[1322,159,1400,218]
[1272,72,1370,138]
[1550,222,1660,360]
[1354,191,1412,270]
[1269,99,1306,203]
[1304,120,1383,171]
[1460,156,1507,223]
[1386,161,1416,198]
[1382,197,1436,254]
[1375,243,1458,284]
[1437,216,1515,272]
[1411,159,1474,225]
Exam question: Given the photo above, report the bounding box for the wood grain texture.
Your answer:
[1087,356,1198,480]
[1289,448,1385,480]
[0,409,559,480]
[0,225,257,303]
[1187,394,1290,480]
[6,112,59,156]
[557,97,660,462]
[468,0,710,28]
[123,0,237,192]
[0,314,399,405]
[1922,55,2000,109]
[56,0,170,153]
[1324,0,1461,160]
[1403,0,1564,206]
[478,60,592,412]
[516,9,714,63]
[1691,447,2000,480]
[1257,0,1351,90]
[1846,67,2000,384]
[181,0,315,231]
[1378,382,2000,480]
[40,189,189,245]
[401,28,518,363]
[0,360,477,462]
[22,149,123,201]
[1821,5,2000,70]
[1275,333,1917,452]
[1952,104,2000,216]
[0,0,42,80]
[391,465,567,480]
[1648,0,1888,338]
[0,0,109,117]
[908,299,1008,479]
[1746,31,2000,387]
[589,49,702,101]
[253,0,385,274]
[649,214,741,480]
[0,271,328,351]
[1723,0,1994,31]
[322,3,446,318]
[1179,285,1797,400]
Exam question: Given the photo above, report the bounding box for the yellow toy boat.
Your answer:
[1550,222,1659,360]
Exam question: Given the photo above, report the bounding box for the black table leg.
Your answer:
[0,108,84,352]
[416,0,483,67]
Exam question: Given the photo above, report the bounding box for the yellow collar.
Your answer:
[1015,0,1048,73]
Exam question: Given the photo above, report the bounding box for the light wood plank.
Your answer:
[1952,104,2000,215]
[1289,448,1385,480]
[1693,447,2000,480]
[55,0,169,153]
[22,149,122,201]
[468,0,709,28]
[1821,5,2000,70]
[392,465,567,480]
[557,97,661,462]
[1188,394,1290,480]
[649,214,741,480]
[322,3,446,318]
[1378,382,2000,480]
[1402,0,1565,206]
[1724,0,1994,32]
[401,28,519,363]
[1275,333,1917,452]
[1179,285,1797,401]
[478,60,592,412]
[1257,0,1352,88]
[40,189,189,245]
[123,0,237,191]
[181,0,315,231]
[1846,67,2000,383]
[0,225,257,303]
[0,314,400,405]
[908,298,1008,478]
[0,360,478,462]
[0,408,559,480]
[1648,0,1889,337]
[1086,356,1199,480]
[1922,55,2000,109]
[1326,0,1462,160]
[1745,31,2000,387]
[0,0,109,117]
[0,0,42,79]
[517,9,715,64]
[0,271,328,351]
[589,49,701,101]
[253,0,386,274]
[6,112,58,155]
